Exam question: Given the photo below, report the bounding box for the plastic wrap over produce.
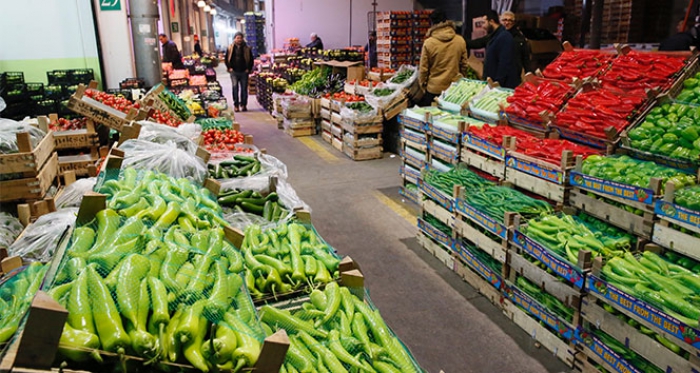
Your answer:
[55,178,97,209]
[118,139,208,184]
[214,152,288,182]
[135,120,201,153]
[364,83,402,109]
[0,119,46,154]
[340,102,380,124]
[386,64,418,90]
[0,212,24,250]
[8,208,78,262]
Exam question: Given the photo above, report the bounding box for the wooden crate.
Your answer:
[0,153,59,202]
[569,188,655,238]
[343,145,383,161]
[344,133,382,149]
[419,178,456,213]
[429,139,460,165]
[502,297,578,368]
[284,126,316,137]
[16,172,76,226]
[68,84,146,132]
[400,183,421,206]
[331,112,342,126]
[503,149,575,203]
[580,298,700,373]
[460,133,508,179]
[453,217,507,264]
[452,250,504,306]
[57,148,100,177]
[452,195,511,259]
[652,220,700,263]
[320,108,331,120]
[417,231,455,271]
[383,93,409,120]
[332,136,343,152]
[321,130,332,144]
[139,83,192,121]
[400,162,421,185]
[0,132,55,177]
[401,139,427,169]
[574,333,647,373]
[321,119,332,133]
[37,115,100,151]
[421,198,453,228]
[331,123,343,139]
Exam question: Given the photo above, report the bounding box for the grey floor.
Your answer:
[217,67,571,373]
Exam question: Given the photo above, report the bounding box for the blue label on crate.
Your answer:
[506,155,565,184]
[554,126,608,150]
[570,172,654,205]
[512,230,584,289]
[578,332,643,373]
[464,134,505,160]
[400,129,427,145]
[399,186,420,205]
[655,200,700,229]
[504,286,577,341]
[587,274,700,351]
[454,199,507,240]
[430,143,459,163]
[402,165,421,181]
[429,124,461,143]
[419,180,453,212]
[417,218,454,250]
[398,115,427,132]
[458,246,502,290]
[402,151,425,169]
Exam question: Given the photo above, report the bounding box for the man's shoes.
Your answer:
[242,106,248,112]
[234,106,240,112]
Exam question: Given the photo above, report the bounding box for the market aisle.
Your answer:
[217,67,569,373]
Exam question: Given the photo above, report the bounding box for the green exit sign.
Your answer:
[100,0,121,11]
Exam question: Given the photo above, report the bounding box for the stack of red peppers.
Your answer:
[599,51,687,91]
[505,79,573,124]
[469,125,599,164]
[554,85,648,138]
[84,89,140,114]
[541,50,614,82]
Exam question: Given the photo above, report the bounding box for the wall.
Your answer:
[267,0,412,51]
[0,0,102,86]
[93,0,135,89]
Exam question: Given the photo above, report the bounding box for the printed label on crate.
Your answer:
[655,201,700,229]
[54,133,97,149]
[400,129,427,145]
[570,172,654,205]
[399,186,420,204]
[512,230,584,288]
[403,165,421,181]
[419,180,453,212]
[587,274,700,351]
[398,115,426,132]
[504,286,577,341]
[417,218,454,249]
[506,156,564,184]
[429,124,460,143]
[464,134,505,160]
[578,332,642,373]
[401,150,425,169]
[430,142,459,163]
[454,199,507,240]
[458,246,502,290]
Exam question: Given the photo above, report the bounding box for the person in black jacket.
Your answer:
[159,34,184,69]
[306,33,324,50]
[365,31,377,68]
[467,10,518,88]
[500,11,532,75]
[225,32,254,112]
[193,34,203,56]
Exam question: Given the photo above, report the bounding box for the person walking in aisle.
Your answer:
[306,33,324,50]
[417,10,469,106]
[159,34,184,69]
[500,11,532,76]
[468,10,519,88]
[193,34,203,56]
[226,32,254,112]
[365,31,378,69]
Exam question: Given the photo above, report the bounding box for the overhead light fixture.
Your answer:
[240,19,246,24]
[197,1,205,7]
[204,5,211,12]
[210,9,217,15]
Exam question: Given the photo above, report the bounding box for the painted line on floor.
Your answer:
[297,137,340,162]
[373,191,416,226]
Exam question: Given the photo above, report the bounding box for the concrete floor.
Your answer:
[217,68,571,373]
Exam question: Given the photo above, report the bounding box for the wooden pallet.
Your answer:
[0,153,59,203]
[0,132,55,177]
[580,298,700,373]
[569,188,655,238]
[343,145,382,161]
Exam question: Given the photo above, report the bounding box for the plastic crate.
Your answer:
[119,78,145,89]
[47,70,72,84]
[25,82,44,96]
[2,83,28,103]
[71,68,94,84]
[34,99,58,116]
[4,72,24,85]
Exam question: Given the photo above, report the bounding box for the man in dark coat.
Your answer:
[501,11,532,75]
[659,21,698,51]
[225,32,254,112]
[467,10,519,88]
[159,34,184,69]
[306,33,324,50]
[193,34,203,56]
[365,31,378,68]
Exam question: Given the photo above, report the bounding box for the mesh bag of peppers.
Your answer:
[258,283,425,372]
[46,169,267,371]
[0,263,49,347]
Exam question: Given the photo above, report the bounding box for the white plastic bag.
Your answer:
[136,120,200,153]
[364,83,402,109]
[119,139,208,185]
[220,177,310,226]
[215,153,289,189]
[8,208,77,262]
[0,119,46,154]
[340,102,380,125]
[386,65,418,90]
[0,213,24,250]
[55,178,97,209]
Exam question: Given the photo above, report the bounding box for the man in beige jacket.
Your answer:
[418,10,469,106]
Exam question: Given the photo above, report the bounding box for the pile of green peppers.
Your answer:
[582,155,696,191]
[515,276,574,323]
[673,73,700,105]
[675,185,700,212]
[587,330,665,373]
[0,263,47,345]
[240,223,340,301]
[259,282,421,373]
[627,102,700,160]
[49,169,266,371]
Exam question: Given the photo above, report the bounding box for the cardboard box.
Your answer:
[528,39,563,55]
[472,29,488,39]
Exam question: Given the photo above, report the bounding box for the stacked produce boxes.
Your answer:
[405,43,700,373]
[411,10,432,66]
[38,115,102,178]
[244,12,266,57]
[375,11,413,70]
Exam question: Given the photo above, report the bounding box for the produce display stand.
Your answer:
[568,156,660,238]
[66,83,147,132]
[652,181,700,262]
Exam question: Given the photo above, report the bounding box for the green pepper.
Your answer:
[86,265,131,353]
[67,269,95,335]
[58,324,103,363]
[658,143,677,155]
[116,254,151,327]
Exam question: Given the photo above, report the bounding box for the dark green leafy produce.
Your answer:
[423,167,495,195]
[218,189,290,222]
[465,186,552,221]
[345,101,374,113]
[675,185,700,212]
[208,155,261,179]
[423,214,451,236]
[627,102,700,160]
[195,117,233,130]
[372,88,395,97]
[388,69,414,84]
[582,155,696,191]
[290,67,331,97]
